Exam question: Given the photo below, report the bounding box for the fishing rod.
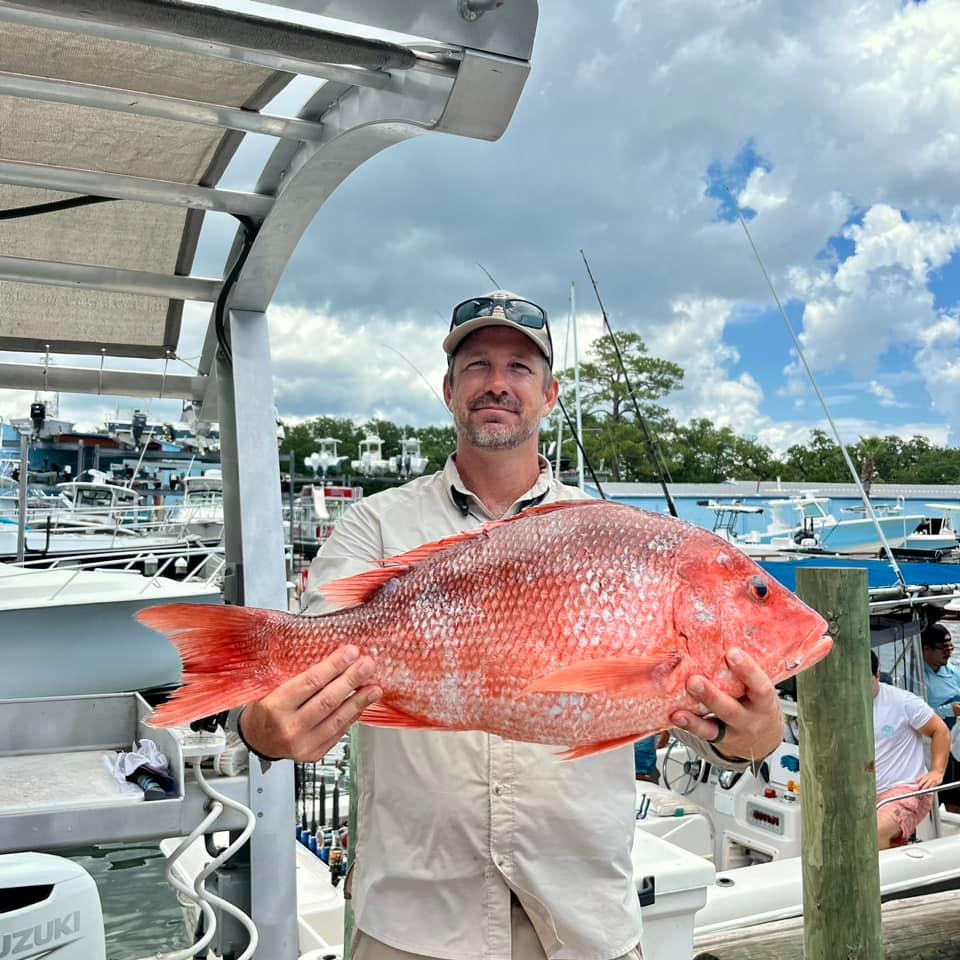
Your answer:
[310,763,319,849]
[727,191,908,593]
[477,262,500,288]
[580,250,679,518]
[556,396,606,497]
[378,341,449,415]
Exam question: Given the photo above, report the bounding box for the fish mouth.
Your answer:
[781,625,833,676]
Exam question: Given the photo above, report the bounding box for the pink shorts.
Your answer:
[877,783,933,845]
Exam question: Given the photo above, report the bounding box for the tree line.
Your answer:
[281,334,960,488]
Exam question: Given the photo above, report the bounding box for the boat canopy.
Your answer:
[0,0,537,413]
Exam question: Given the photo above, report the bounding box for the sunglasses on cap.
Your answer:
[450,297,549,332]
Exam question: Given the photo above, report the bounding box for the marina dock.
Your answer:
[694,889,960,959]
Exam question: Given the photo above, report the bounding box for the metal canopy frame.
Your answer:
[0,3,538,958]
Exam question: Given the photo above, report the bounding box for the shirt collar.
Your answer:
[443,454,554,517]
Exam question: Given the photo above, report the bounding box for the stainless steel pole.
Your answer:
[16,433,28,562]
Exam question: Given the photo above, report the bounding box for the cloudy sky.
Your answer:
[3,0,960,455]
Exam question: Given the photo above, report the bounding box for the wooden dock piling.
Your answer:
[795,566,882,959]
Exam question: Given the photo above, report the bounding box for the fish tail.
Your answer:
[136,603,286,727]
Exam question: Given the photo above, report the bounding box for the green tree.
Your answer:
[557,332,683,481]
[667,419,776,483]
[782,429,847,482]
[416,423,458,469]
[855,435,886,495]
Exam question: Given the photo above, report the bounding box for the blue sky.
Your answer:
[2,0,960,457]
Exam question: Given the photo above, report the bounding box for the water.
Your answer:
[66,844,189,959]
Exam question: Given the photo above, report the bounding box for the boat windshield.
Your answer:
[184,489,222,506]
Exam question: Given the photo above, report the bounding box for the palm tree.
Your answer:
[858,436,886,497]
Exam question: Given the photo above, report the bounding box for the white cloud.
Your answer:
[738,167,789,214]
[265,304,451,425]
[914,312,960,444]
[646,298,768,432]
[756,418,948,458]
[867,380,904,408]
[785,204,960,433]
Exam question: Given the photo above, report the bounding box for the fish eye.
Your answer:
[748,576,769,602]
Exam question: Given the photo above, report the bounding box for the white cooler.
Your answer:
[633,830,715,960]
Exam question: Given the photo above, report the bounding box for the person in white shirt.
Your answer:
[872,650,950,850]
[240,291,787,960]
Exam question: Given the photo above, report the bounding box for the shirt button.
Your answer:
[493,784,504,796]
[496,856,505,867]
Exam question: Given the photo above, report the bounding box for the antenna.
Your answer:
[727,191,907,592]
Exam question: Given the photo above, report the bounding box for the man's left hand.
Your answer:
[917,770,945,791]
[669,647,783,762]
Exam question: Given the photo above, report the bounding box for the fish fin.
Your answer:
[358,701,445,731]
[523,653,682,698]
[379,501,607,568]
[136,604,285,728]
[320,566,411,610]
[557,733,643,761]
[322,502,610,610]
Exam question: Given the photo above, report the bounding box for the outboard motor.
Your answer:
[29,401,46,436]
[132,411,148,446]
[0,853,105,959]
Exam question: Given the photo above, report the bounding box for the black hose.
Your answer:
[0,195,117,220]
[213,215,259,366]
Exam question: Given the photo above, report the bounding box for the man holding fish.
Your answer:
[229,291,819,960]
[141,290,830,959]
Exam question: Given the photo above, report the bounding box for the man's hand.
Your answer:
[669,647,783,762]
[239,646,381,762]
[917,769,945,791]
[951,702,960,718]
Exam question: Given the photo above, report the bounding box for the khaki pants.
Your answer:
[350,895,643,960]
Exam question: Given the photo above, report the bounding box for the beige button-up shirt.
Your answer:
[306,456,741,960]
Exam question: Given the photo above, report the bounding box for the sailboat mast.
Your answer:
[570,282,584,491]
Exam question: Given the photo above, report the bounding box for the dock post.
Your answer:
[795,567,882,959]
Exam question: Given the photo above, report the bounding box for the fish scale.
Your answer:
[138,499,831,759]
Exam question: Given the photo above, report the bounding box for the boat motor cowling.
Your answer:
[0,853,105,960]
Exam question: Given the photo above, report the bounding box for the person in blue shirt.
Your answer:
[634,736,659,783]
[634,732,670,783]
[921,623,960,813]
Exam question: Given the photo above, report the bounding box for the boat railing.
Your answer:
[6,543,226,601]
[23,500,225,545]
[876,779,960,810]
[876,779,960,841]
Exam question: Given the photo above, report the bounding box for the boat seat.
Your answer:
[636,783,715,861]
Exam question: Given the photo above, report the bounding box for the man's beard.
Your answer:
[454,396,541,450]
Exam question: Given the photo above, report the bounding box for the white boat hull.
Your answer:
[0,564,221,697]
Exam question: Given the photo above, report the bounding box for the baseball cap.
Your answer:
[442,290,553,367]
